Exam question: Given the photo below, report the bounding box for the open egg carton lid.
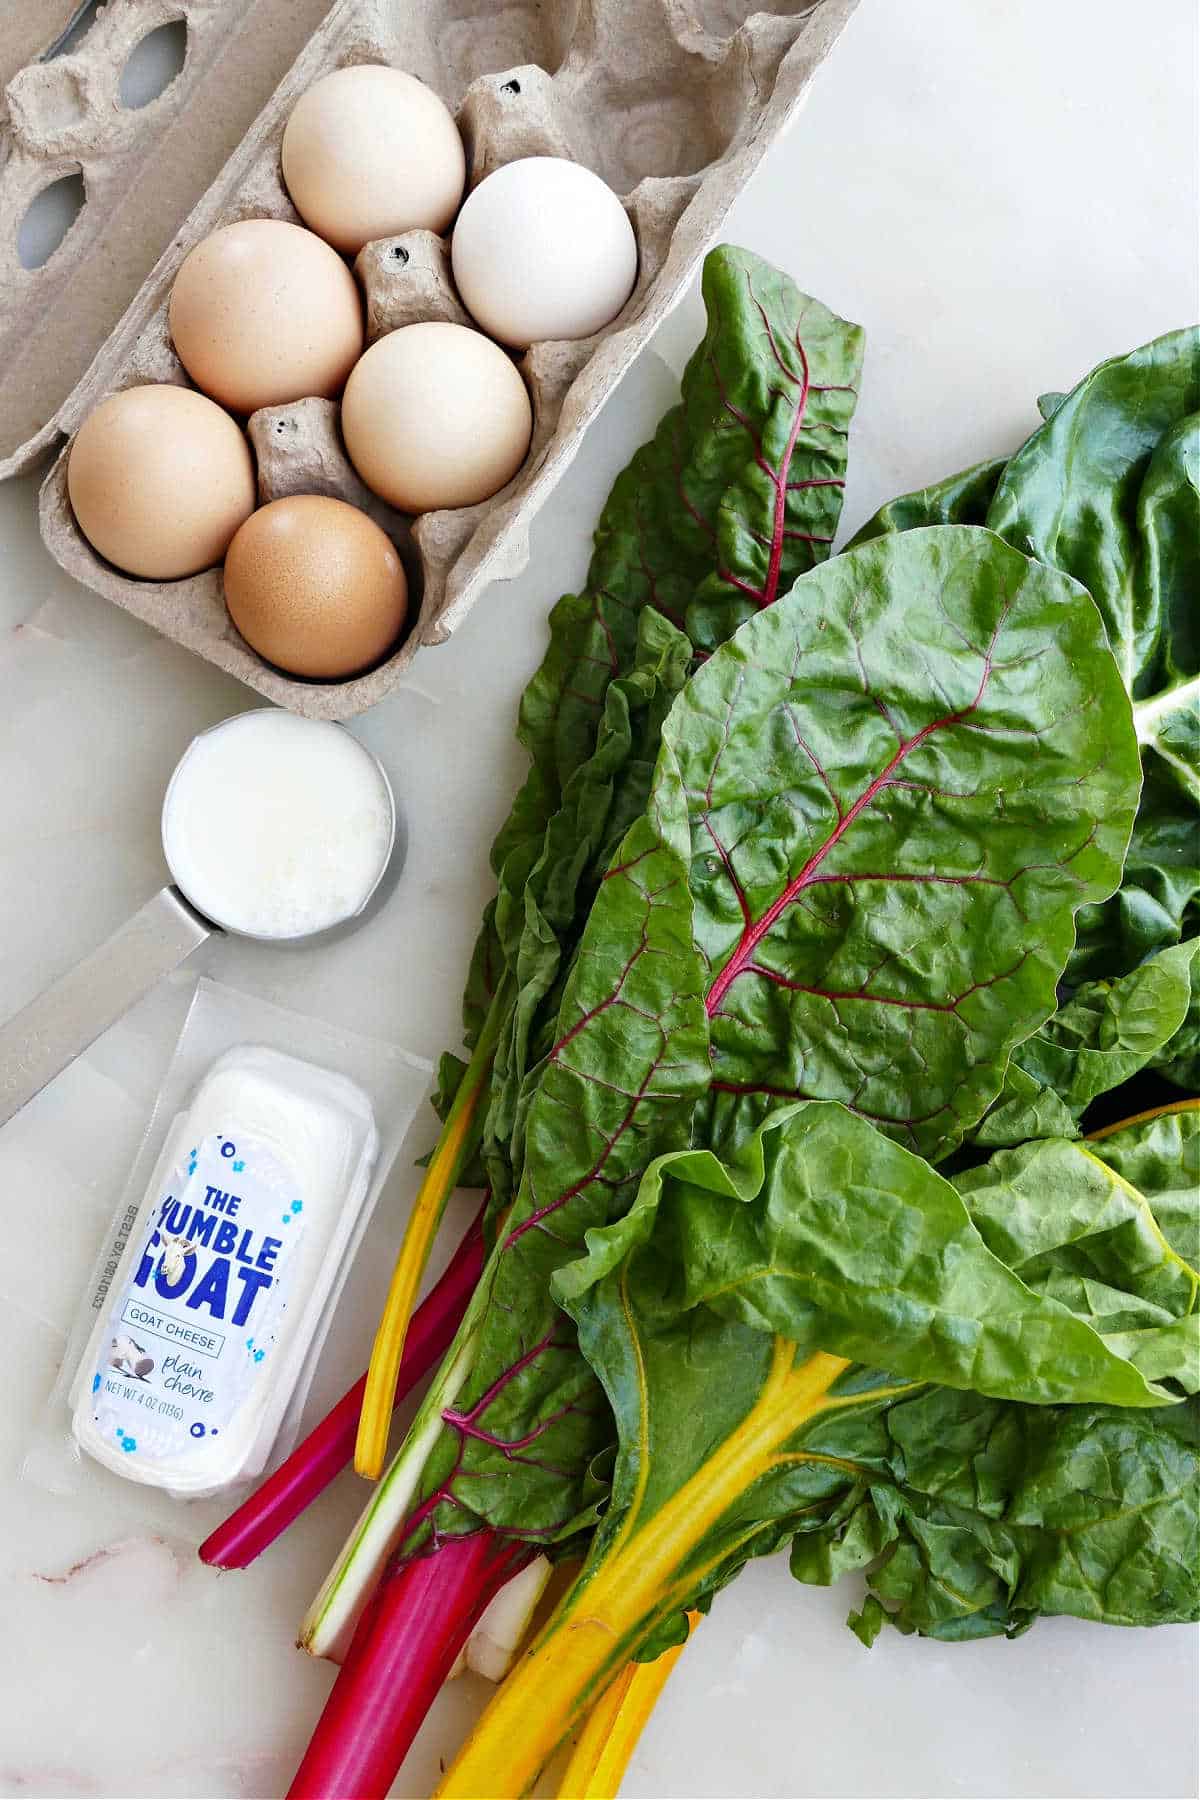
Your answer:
[19,0,860,720]
[0,0,340,482]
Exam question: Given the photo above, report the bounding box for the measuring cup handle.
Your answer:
[0,887,213,1131]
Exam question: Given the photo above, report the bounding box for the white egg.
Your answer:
[450,156,637,349]
[341,321,532,512]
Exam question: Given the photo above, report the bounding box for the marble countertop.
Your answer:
[0,1,1196,1795]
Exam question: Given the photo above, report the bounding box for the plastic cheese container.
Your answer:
[70,1045,379,1498]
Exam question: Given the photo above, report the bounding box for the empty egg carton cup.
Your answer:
[21,0,859,718]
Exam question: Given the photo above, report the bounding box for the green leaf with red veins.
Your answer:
[398,753,710,1548]
[484,608,694,1215]
[551,247,862,741]
[844,333,1199,988]
[663,525,1141,1162]
[676,256,863,654]
[476,248,863,1210]
[490,244,861,866]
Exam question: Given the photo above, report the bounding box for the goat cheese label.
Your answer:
[85,1131,305,1469]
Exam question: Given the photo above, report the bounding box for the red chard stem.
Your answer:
[199,1206,486,1570]
[287,1530,532,1800]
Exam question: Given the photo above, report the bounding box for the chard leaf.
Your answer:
[1151,959,1200,1092]
[661,526,1139,1160]
[975,939,1200,1146]
[676,258,864,652]
[401,758,710,1548]
[1139,412,1200,696]
[1136,675,1200,811]
[804,1392,1200,1641]
[988,336,1200,981]
[412,521,1139,1550]
[1123,415,1200,854]
[969,1066,1080,1151]
[1070,762,1200,984]
[821,1106,1200,1639]
[952,1112,1199,1390]
[484,606,694,1211]
[435,1110,1197,1791]
[474,249,863,1212]
[1086,1103,1200,1266]
[987,327,1200,697]
[848,455,1007,544]
[560,1103,1179,1410]
[1017,940,1198,1110]
[551,1102,1197,1656]
[503,247,863,804]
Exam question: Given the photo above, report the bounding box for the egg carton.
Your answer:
[30,0,859,720]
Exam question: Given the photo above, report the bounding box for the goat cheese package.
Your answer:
[71,1044,379,1497]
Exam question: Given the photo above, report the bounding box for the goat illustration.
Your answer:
[110,1334,154,1379]
[157,1233,197,1285]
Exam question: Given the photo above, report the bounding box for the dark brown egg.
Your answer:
[223,495,407,678]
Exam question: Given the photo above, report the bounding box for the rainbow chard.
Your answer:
[293,519,1136,1798]
[295,251,864,1785]
[953,1102,1199,1397]
[199,1206,486,1570]
[304,754,711,1661]
[438,1101,1198,1797]
[355,247,864,1475]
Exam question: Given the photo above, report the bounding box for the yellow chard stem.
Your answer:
[355,986,509,1479]
[557,1613,700,1800]
[1086,1096,1200,1141]
[436,1344,850,1799]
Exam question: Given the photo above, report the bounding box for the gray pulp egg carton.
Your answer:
[23,0,859,720]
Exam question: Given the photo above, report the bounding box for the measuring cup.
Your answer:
[0,710,400,1130]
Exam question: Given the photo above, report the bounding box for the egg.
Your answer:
[67,384,256,579]
[169,219,363,414]
[341,322,532,512]
[222,495,408,678]
[281,65,466,254]
[450,157,637,348]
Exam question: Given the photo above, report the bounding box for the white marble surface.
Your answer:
[1,2,1197,1796]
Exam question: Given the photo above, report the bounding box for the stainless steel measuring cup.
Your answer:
[0,711,400,1129]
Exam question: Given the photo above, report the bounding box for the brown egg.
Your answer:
[223,496,408,678]
[67,384,256,579]
[169,220,363,414]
